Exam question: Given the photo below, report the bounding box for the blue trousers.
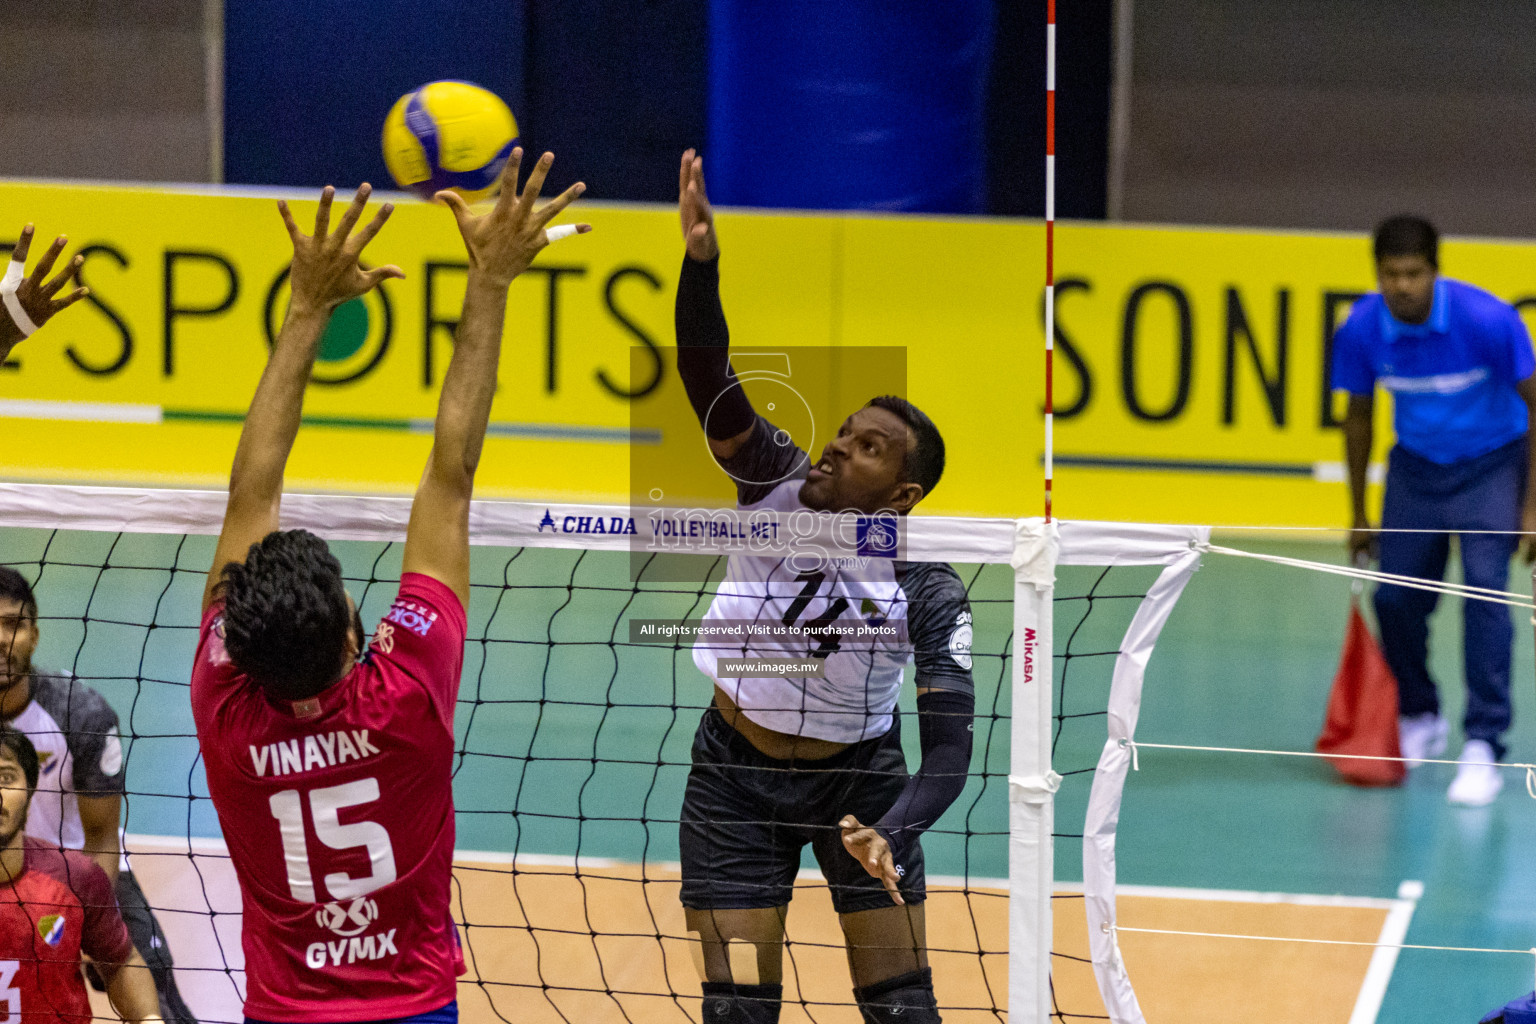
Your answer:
[1373,438,1527,760]
[247,1001,456,1024]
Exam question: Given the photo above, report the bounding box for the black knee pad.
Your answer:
[854,967,940,1024]
[701,981,783,1024]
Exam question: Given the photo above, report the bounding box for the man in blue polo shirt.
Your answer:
[1334,215,1536,806]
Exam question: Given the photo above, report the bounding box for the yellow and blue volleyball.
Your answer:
[382,81,518,202]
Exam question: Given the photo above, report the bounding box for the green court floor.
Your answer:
[1,525,1531,1022]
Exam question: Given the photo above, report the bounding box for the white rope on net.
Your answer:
[1120,739,1536,800]
[1197,541,1536,611]
[1110,925,1535,959]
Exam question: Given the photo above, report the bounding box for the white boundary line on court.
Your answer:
[1350,880,1423,1024]
[1060,875,1423,1021]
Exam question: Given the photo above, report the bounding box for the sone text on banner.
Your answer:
[5,181,1536,525]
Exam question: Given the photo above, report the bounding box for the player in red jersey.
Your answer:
[192,158,588,1024]
[0,725,160,1023]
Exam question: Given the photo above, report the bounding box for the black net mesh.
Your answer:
[0,525,1109,1024]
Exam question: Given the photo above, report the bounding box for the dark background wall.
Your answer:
[17,2,1536,236]
[220,1,1113,218]
[223,1,528,195]
[1120,0,1536,235]
[0,0,211,183]
[989,0,1113,219]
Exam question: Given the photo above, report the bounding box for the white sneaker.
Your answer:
[1447,740,1503,806]
[1398,712,1449,766]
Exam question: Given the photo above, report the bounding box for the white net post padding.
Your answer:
[1009,519,1062,1024]
[1060,521,1210,1024]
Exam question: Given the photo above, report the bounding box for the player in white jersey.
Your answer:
[672,150,975,1024]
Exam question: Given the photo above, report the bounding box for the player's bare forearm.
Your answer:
[79,794,122,886]
[1342,394,1374,524]
[428,149,587,482]
[1525,420,1536,511]
[203,308,330,609]
[1518,377,1536,559]
[204,186,402,609]
[105,948,161,1024]
[405,150,589,603]
[1517,378,1536,506]
[228,307,328,501]
[403,273,505,605]
[429,272,507,488]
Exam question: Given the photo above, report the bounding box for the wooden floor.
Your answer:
[86,839,1392,1024]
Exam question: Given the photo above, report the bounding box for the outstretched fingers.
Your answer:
[361,264,407,289]
[348,200,396,253]
[679,149,696,201]
[491,147,526,217]
[40,254,84,299]
[312,186,337,239]
[9,225,34,266]
[28,236,67,285]
[516,151,556,219]
[533,181,588,228]
[542,223,593,246]
[434,190,476,247]
[276,200,302,244]
[50,284,90,312]
[332,184,373,246]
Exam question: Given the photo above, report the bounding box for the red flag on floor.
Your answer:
[1315,598,1405,786]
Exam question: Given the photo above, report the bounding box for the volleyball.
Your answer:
[381,80,518,202]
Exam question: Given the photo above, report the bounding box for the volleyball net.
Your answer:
[4,482,1532,1024]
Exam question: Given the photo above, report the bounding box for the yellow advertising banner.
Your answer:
[2,180,1534,526]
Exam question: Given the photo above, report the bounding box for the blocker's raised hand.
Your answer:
[678,148,718,262]
[436,148,590,288]
[0,225,89,353]
[277,183,404,317]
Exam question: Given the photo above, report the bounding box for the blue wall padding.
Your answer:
[706,1,995,213]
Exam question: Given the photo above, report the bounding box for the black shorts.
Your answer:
[679,707,926,915]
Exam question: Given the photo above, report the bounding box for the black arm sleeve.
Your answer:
[675,254,756,440]
[717,416,812,506]
[875,688,974,858]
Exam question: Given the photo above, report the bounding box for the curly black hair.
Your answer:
[219,530,354,701]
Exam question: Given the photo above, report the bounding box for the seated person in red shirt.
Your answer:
[0,725,159,1023]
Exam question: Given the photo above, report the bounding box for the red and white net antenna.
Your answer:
[1044,0,1057,522]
